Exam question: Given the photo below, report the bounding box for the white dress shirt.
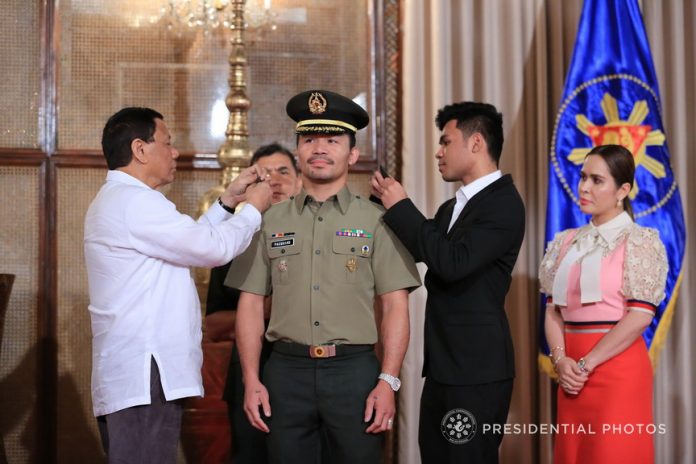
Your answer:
[447,170,502,232]
[84,170,261,416]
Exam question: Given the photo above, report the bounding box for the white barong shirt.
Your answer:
[84,170,260,416]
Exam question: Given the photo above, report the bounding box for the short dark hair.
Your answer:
[435,102,504,164]
[251,143,298,173]
[101,107,163,170]
[585,144,636,218]
[295,132,357,149]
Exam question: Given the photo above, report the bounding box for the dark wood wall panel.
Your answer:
[0,164,42,462]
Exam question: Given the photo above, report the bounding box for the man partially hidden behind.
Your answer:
[205,143,301,464]
[84,107,272,463]
[371,102,525,463]
[226,90,421,463]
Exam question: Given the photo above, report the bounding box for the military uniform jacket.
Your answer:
[226,186,421,346]
[382,175,525,385]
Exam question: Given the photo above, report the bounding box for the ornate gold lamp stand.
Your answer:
[185,4,252,458]
[198,0,252,215]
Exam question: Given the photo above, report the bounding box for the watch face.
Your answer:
[380,373,401,391]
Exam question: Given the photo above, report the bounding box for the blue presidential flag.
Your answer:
[540,0,686,374]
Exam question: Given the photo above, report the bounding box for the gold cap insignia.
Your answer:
[308,92,327,114]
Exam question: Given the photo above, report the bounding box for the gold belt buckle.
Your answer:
[310,344,336,358]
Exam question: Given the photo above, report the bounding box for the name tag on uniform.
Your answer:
[271,238,295,248]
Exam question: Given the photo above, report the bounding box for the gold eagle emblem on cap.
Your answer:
[308,92,327,114]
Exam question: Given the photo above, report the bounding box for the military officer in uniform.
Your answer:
[206,143,302,464]
[226,90,421,464]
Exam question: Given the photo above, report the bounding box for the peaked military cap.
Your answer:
[286,90,369,135]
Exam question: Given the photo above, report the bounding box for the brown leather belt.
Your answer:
[273,342,373,358]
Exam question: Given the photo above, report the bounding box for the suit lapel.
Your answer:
[447,175,512,236]
[439,199,457,233]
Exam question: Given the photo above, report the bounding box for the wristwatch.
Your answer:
[378,373,401,392]
[577,357,590,374]
[217,197,236,214]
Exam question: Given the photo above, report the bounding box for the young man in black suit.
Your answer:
[371,102,525,463]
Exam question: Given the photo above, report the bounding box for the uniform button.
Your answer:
[350,247,355,252]
[314,321,320,326]
[315,249,321,255]
[356,195,361,199]
[281,249,286,254]
[313,285,320,291]
[318,217,324,222]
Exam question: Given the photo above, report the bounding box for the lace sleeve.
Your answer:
[539,229,572,295]
[622,226,668,307]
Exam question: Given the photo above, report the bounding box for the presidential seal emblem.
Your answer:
[441,408,477,444]
[308,92,327,114]
[550,74,677,219]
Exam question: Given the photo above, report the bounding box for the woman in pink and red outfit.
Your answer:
[539,144,668,464]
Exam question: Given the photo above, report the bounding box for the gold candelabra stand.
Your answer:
[192,0,252,297]
[198,0,252,215]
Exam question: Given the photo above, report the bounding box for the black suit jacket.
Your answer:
[383,174,525,385]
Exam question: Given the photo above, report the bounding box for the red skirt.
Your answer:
[554,323,654,464]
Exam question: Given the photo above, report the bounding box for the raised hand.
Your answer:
[245,180,272,213]
[220,165,270,209]
[370,170,408,209]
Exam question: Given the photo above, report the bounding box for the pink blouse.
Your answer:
[539,219,667,321]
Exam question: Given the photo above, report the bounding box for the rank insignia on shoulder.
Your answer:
[336,228,373,238]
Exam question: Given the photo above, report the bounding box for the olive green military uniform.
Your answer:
[226,185,420,463]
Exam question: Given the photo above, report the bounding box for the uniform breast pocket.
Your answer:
[331,236,374,284]
[267,237,303,286]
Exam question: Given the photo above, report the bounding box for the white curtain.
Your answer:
[399,1,696,463]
